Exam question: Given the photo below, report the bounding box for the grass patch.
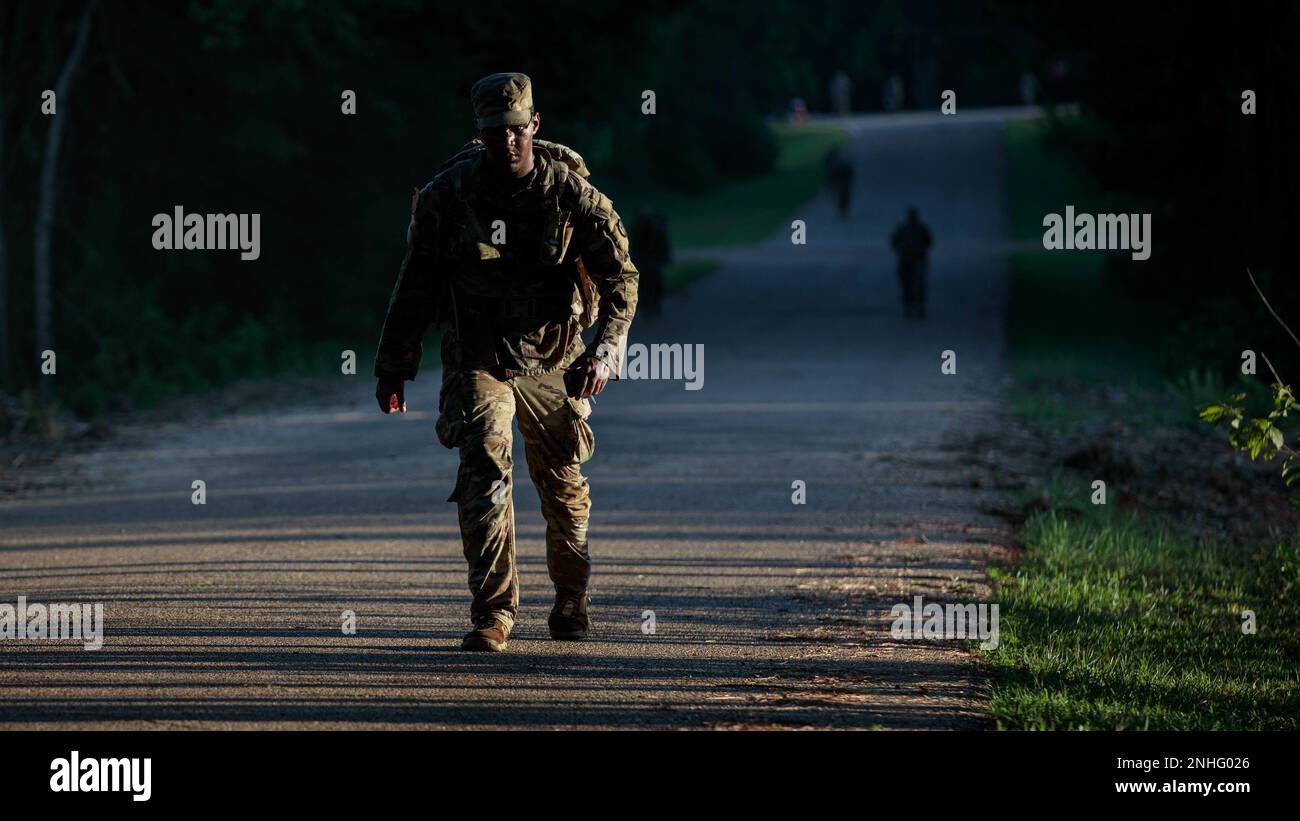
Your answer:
[983,505,1300,730]
[1006,118,1093,243]
[604,122,847,249]
[663,259,719,292]
[1007,253,1168,384]
[1004,249,1193,427]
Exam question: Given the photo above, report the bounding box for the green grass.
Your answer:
[983,505,1300,730]
[1005,117,1112,242]
[604,122,848,249]
[663,259,719,292]
[1006,252,1179,426]
[1008,254,1156,382]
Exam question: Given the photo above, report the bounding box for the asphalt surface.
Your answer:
[0,109,1028,729]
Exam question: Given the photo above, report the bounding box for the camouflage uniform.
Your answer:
[374,73,638,633]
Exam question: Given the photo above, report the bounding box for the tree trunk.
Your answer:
[33,0,96,403]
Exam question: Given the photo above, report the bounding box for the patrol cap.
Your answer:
[471,72,534,128]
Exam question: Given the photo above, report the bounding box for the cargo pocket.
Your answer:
[565,396,595,464]
[435,371,464,450]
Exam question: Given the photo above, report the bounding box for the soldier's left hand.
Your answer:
[376,377,407,414]
[569,355,610,399]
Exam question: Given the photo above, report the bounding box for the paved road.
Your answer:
[0,110,1024,729]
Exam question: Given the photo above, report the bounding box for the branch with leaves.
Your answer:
[1199,270,1300,507]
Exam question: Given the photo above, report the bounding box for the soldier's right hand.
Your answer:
[376,378,406,414]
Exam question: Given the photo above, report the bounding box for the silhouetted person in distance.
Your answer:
[631,209,670,318]
[882,72,905,112]
[825,149,854,219]
[830,70,853,116]
[1018,71,1040,106]
[890,207,933,319]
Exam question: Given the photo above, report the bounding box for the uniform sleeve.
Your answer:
[374,183,444,381]
[575,185,639,378]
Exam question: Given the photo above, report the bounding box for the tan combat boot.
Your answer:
[461,614,511,652]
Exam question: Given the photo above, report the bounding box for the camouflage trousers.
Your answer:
[435,366,595,631]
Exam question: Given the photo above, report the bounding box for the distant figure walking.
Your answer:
[825,149,854,219]
[882,72,905,112]
[631,209,671,318]
[830,70,853,116]
[1018,71,1039,106]
[890,207,933,319]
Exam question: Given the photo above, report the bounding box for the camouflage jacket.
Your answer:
[374,149,638,381]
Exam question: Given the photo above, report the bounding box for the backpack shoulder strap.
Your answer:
[534,139,591,179]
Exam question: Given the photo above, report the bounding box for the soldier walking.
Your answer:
[374,73,639,652]
[830,70,853,116]
[890,207,933,320]
[825,149,854,219]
